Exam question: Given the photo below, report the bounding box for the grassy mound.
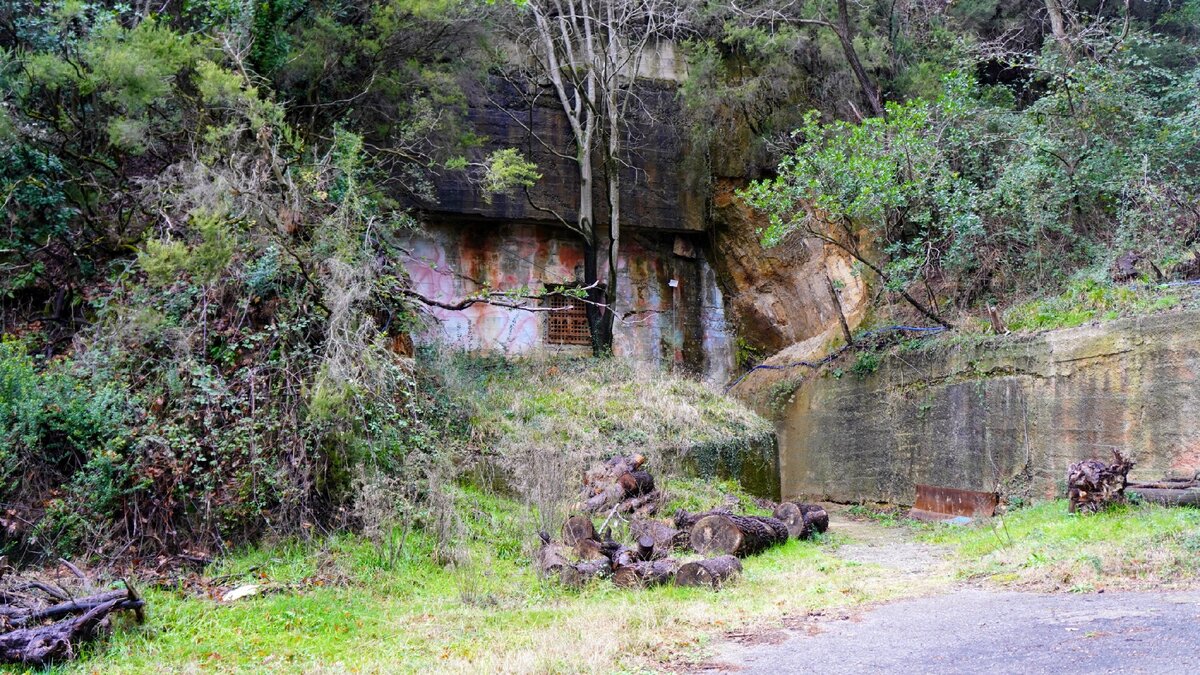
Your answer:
[442,352,772,458]
[430,352,778,513]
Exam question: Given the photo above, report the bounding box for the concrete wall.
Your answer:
[777,311,1200,504]
[403,222,735,382]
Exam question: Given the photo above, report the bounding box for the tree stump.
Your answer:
[1067,450,1134,513]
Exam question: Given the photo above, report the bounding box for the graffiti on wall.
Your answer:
[401,222,735,382]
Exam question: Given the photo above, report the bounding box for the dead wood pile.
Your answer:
[1067,450,1134,513]
[0,563,144,667]
[537,457,833,590]
[579,454,661,515]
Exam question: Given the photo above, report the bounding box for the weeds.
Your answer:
[1003,280,1192,332]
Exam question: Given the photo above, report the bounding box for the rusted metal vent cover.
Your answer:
[911,484,998,521]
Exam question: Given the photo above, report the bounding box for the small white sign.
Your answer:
[668,279,678,288]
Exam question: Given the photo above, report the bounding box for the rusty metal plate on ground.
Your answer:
[910,484,998,520]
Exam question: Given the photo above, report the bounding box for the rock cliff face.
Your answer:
[709,179,868,354]
[421,78,706,233]
[403,222,734,382]
[775,311,1200,504]
[406,61,872,385]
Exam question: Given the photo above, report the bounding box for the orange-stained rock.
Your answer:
[709,179,868,354]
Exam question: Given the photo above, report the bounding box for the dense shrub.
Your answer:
[0,341,137,554]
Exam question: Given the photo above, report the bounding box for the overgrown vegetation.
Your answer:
[1,0,1199,667]
[740,2,1200,321]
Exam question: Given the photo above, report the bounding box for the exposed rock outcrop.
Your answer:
[709,179,867,354]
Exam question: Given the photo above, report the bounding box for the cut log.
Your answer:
[616,489,661,516]
[772,502,811,539]
[573,538,607,561]
[534,533,571,576]
[562,515,597,547]
[584,483,627,512]
[583,454,646,494]
[1127,486,1200,507]
[618,470,655,497]
[560,559,610,588]
[673,508,732,531]
[675,555,743,589]
[612,560,678,588]
[636,534,656,561]
[689,514,788,557]
[773,502,829,539]
[801,504,830,534]
[630,519,686,555]
[1127,479,1200,491]
[609,535,658,569]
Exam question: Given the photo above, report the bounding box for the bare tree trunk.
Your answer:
[508,0,688,354]
[834,0,885,117]
[1044,0,1076,63]
[825,274,854,345]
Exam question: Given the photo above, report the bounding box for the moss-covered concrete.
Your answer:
[776,311,1200,504]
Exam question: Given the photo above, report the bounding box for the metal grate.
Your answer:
[544,292,592,346]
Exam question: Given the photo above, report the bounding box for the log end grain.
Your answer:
[562,515,598,547]
[690,515,744,557]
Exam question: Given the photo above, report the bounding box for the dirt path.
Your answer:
[698,508,1200,674]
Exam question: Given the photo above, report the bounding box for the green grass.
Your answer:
[924,500,1200,591]
[13,485,941,674]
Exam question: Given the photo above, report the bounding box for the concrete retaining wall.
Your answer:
[777,311,1200,504]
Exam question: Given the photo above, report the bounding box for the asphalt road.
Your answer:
[710,588,1200,674]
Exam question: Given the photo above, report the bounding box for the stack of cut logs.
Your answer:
[0,563,145,666]
[538,455,829,589]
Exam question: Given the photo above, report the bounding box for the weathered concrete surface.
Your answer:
[403,222,734,382]
[777,311,1200,504]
